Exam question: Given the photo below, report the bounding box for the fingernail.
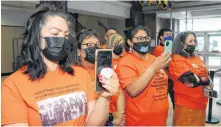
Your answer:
[99,78,104,82]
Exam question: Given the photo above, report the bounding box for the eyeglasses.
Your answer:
[81,43,101,47]
[132,36,151,42]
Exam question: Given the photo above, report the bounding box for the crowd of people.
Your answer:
[1,4,214,126]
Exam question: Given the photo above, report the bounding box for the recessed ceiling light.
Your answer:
[182,12,186,15]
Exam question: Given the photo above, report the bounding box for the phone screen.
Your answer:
[95,49,113,91]
[164,36,172,54]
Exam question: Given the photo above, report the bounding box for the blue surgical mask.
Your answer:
[133,41,149,55]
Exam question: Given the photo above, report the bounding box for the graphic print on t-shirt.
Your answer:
[151,69,168,101]
[36,91,87,126]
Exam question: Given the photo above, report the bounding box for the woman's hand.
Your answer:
[151,52,171,72]
[98,71,119,98]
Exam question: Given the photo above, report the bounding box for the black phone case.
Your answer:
[95,50,112,91]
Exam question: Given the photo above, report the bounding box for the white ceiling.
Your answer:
[2,1,221,20]
[157,9,221,20]
[1,1,131,19]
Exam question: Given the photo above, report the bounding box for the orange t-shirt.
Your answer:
[84,67,95,82]
[1,66,98,126]
[169,54,208,110]
[110,58,122,113]
[101,44,107,49]
[116,52,169,126]
[113,57,123,70]
[84,67,120,113]
[153,44,164,57]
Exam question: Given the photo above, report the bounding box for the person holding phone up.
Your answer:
[76,29,125,126]
[169,31,213,126]
[153,28,175,109]
[116,25,171,126]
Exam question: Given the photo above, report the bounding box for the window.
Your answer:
[193,18,221,31]
[179,19,193,32]
[196,36,204,52]
[208,56,221,66]
[179,17,221,32]
[209,35,221,52]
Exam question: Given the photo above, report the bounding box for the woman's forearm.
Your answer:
[125,66,156,97]
[86,97,110,126]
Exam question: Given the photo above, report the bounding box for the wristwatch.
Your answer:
[108,113,114,122]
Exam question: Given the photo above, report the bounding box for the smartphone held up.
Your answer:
[164,36,173,54]
[95,49,113,91]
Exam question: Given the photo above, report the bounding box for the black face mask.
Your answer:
[133,41,149,55]
[84,46,100,64]
[185,44,195,54]
[113,45,123,55]
[42,37,69,62]
[160,43,164,46]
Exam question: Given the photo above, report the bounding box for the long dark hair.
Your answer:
[19,4,76,80]
[69,31,80,65]
[123,27,131,52]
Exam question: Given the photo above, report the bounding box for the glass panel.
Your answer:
[179,17,221,32]
[208,56,221,66]
[193,18,221,31]
[196,36,204,52]
[213,77,220,95]
[179,19,193,32]
[173,33,178,41]
[209,35,221,52]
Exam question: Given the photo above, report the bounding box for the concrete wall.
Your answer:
[1,26,24,73]
[107,17,125,36]
[68,1,131,19]
[1,10,31,26]
[77,14,126,43]
[144,13,157,54]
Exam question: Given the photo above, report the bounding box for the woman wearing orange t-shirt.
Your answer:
[76,29,125,126]
[76,29,101,81]
[169,31,212,126]
[116,25,171,126]
[1,5,119,126]
[106,33,125,70]
[106,33,126,126]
